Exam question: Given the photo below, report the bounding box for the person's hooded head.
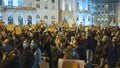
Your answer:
[3,39,9,45]
[23,40,29,49]
[30,40,37,49]
[102,35,108,43]
[112,37,118,43]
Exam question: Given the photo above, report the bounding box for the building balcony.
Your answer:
[3,6,36,11]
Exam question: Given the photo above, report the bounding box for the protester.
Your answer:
[30,40,43,68]
[0,23,120,68]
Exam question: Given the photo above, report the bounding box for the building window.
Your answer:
[105,4,108,8]
[98,11,100,14]
[36,0,40,1]
[27,15,32,25]
[114,10,116,15]
[0,13,2,19]
[97,18,100,23]
[102,5,104,8]
[88,5,90,11]
[110,5,112,8]
[8,0,13,6]
[52,21,55,24]
[18,0,23,7]
[36,15,40,23]
[105,11,108,15]
[102,18,104,22]
[8,15,13,24]
[65,4,69,10]
[51,5,55,10]
[0,0,2,5]
[102,11,104,15]
[44,15,48,19]
[76,2,79,10]
[44,4,48,9]
[52,0,55,3]
[83,18,85,21]
[36,3,40,8]
[88,17,90,21]
[77,16,79,21]
[51,16,55,19]
[18,15,23,25]
[98,5,100,8]
[114,5,116,8]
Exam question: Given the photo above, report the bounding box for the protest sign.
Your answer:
[15,26,22,35]
[39,61,49,68]
[58,59,85,68]
[6,25,15,31]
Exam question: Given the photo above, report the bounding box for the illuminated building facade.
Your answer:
[36,0,58,25]
[92,0,120,27]
[2,0,58,25]
[0,0,2,21]
[60,0,93,26]
[118,2,120,27]
[1,0,120,26]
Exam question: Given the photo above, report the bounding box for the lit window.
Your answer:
[44,15,48,19]
[102,18,104,22]
[52,0,55,3]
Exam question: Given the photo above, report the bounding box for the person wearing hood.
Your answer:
[20,39,34,68]
[30,40,43,68]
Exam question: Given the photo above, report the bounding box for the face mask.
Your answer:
[30,43,37,49]
[71,51,76,56]
[2,44,6,50]
[23,43,29,49]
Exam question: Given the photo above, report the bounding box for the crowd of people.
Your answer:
[0,23,120,68]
